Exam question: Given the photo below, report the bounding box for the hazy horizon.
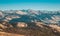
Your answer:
[0,0,60,11]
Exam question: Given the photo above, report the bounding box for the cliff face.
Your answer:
[0,21,60,36]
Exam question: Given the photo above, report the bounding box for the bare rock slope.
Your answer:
[0,22,60,36]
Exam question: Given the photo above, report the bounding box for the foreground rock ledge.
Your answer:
[0,31,24,36]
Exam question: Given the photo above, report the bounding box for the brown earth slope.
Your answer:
[0,22,60,36]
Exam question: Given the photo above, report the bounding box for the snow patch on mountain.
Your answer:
[16,11,27,15]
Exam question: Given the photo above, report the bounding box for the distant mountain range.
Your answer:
[0,9,60,25]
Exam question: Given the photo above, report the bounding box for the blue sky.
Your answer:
[0,0,60,10]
